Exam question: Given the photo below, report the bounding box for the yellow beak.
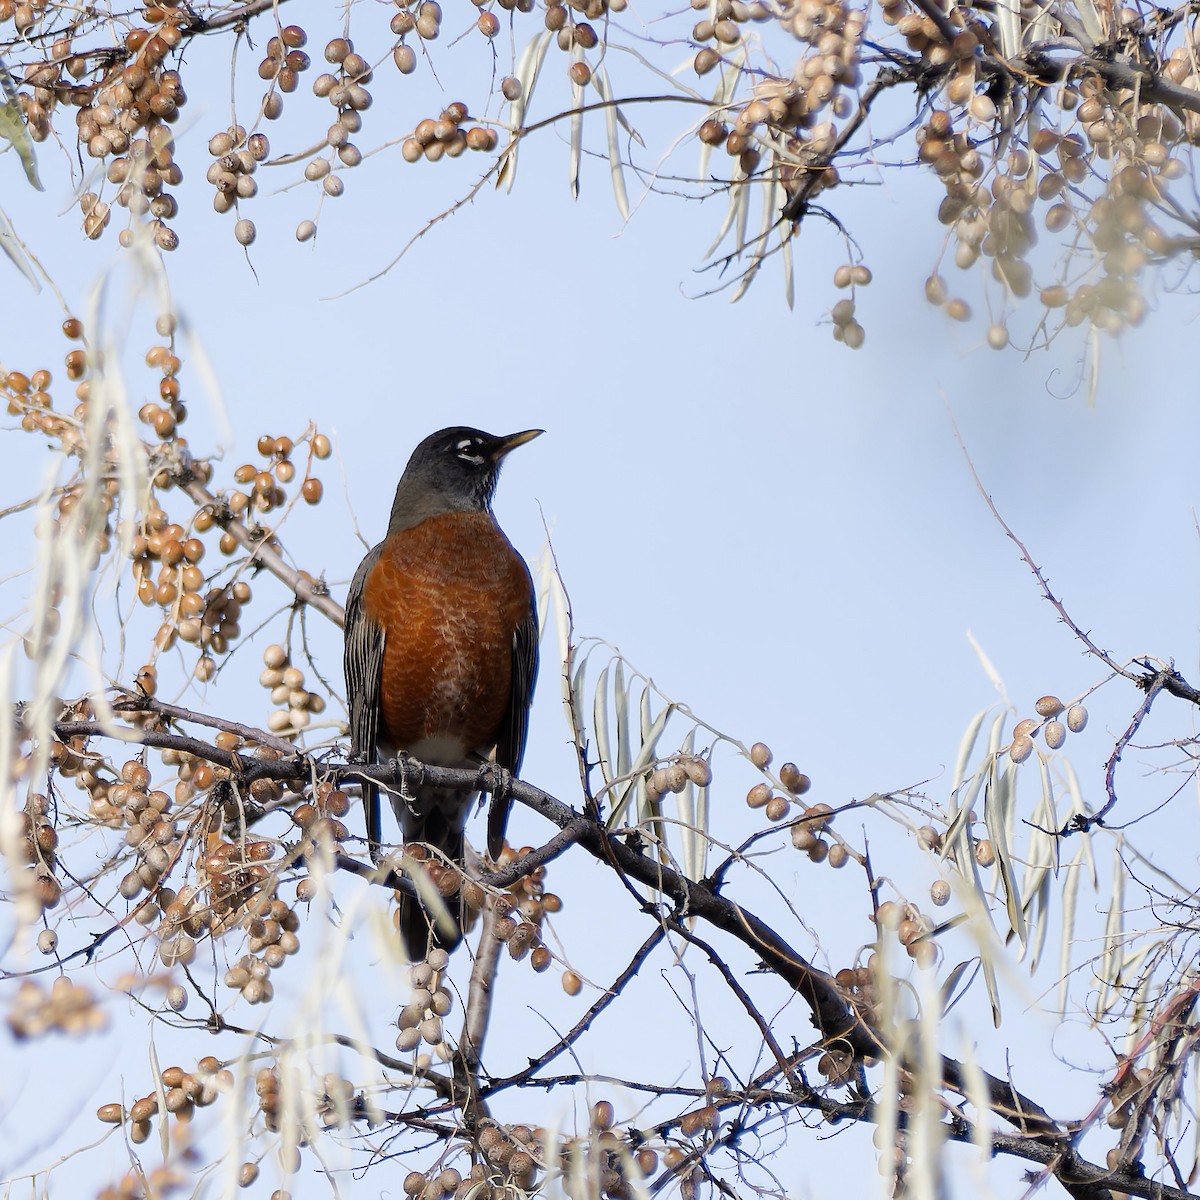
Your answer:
[492,429,544,460]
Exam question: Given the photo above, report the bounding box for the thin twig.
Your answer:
[1089,670,1167,832]
[177,475,345,627]
[482,925,668,1094]
[111,690,300,755]
[665,919,803,1093]
[952,416,1134,678]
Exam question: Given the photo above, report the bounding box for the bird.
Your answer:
[344,427,541,959]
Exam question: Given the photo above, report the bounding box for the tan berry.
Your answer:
[1009,734,1034,763]
[764,795,790,822]
[746,783,772,809]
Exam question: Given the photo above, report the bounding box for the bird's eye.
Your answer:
[455,438,486,465]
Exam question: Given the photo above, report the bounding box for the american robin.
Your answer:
[344,426,541,958]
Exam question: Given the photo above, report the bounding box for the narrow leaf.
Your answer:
[941,707,992,858]
[965,629,1007,699]
[592,664,613,786]
[1095,844,1126,1019]
[631,690,674,775]
[569,65,584,200]
[780,213,794,310]
[614,658,631,779]
[939,958,976,1014]
[0,58,43,191]
[0,203,38,291]
[592,67,629,221]
[985,758,1025,946]
[1057,840,1084,1015]
[500,32,552,192]
[676,731,707,882]
[1061,757,1098,888]
[952,708,991,805]
[1024,872,1050,973]
[570,655,589,743]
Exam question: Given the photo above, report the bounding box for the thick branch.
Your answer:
[180,0,293,35]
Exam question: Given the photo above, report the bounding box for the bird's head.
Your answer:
[388,427,542,531]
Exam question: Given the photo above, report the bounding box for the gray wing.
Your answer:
[487,590,539,859]
[344,543,386,858]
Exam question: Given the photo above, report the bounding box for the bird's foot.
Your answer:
[476,760,512,800]
[389,751,423,798]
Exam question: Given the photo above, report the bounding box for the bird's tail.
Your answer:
[363,781,382,862]
[391,786,471,960]
[396,886,464,961]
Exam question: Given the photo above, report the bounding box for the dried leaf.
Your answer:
[592,67,629,221]
[148,1036,170,1161]
[1057,840,1085,1015]
[958,1035,995,1162]
[676,730,708,882]
[499,32,552,192]
[1062,757,1098,888]
[985,758,1025,946]
[0,58,43,191]
[632,686,676,776]
[730,174,776,303]
[939,957,977,1014]
[569,65,584,200]
[942,706,991,857]
[953,861,1005,1027]
[570,654,588,742]
[1024,871,1051,973]
[965,629,1007,700]
[593,664,614,786]
[780,216,794,310]
[992,0,1022,57]
[0,203,38,291]
[1095,845,1126,1019]
[952,708,990,798]
[614,658,631,780]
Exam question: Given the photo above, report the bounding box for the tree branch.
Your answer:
[176,475,345,627]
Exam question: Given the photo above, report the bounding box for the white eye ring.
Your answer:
[455,438,486,465]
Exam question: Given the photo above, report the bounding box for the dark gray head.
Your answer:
[387,427,542,533]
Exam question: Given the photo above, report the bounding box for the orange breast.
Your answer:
[362,511,532,762]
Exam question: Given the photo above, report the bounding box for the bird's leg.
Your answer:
[478,760,516,862]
